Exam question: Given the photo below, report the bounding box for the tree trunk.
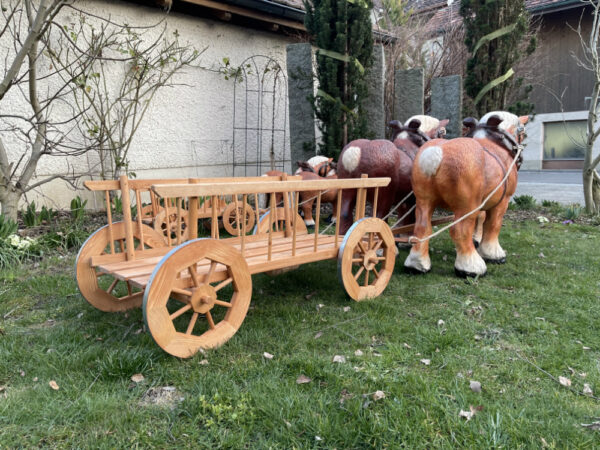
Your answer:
[583,166,600,214]
[0,188,21,222]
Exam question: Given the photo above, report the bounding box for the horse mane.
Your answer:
[296,161,315,173]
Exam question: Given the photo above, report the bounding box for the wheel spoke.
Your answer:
[205,311,216,329]
[374,256,387,261]
[214,277,233,292]
[357,240,367,254]
[126,281,133,296]
[172,287,193,297]
[364,269,370,287]
[351,257,363,263]
[204,261,217,284]
[214,299,232,308]
[170,304,192,320]
[354,265,365,280]
[188,266,200,287]
[372,266,380,279]
[186,313,199,335]
[372,239,383,252]
[106,278,119,294]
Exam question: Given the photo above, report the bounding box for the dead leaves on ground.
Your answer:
[459,405,483,421]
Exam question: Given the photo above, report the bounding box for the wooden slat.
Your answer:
[152,177,391,198]
[119,175,135,261]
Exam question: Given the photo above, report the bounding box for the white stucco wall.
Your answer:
[0,0,295,211]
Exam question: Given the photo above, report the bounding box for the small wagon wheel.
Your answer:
[253,207,307,235]
[222,201,256,236]
[154,208,189,243]
[338,217,396,301]
[75,222,166,312]
[143,239,252,358]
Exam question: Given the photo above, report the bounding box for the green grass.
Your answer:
[1,218,600,447]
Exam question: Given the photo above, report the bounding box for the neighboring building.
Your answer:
[408,0,599,171]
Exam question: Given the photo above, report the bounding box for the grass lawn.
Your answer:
[1,216,599,447]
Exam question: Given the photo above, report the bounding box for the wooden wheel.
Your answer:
[253,207,307,235]
[338,217,396,301]
[75,222,166,312]
[143,239,252,358]
[222,201,256,236]
[154,208,189,243]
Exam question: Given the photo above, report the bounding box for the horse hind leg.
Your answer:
[404,202,434,274]
[472,211,486,248]
[450,212,487,278]
[477,199,509,264]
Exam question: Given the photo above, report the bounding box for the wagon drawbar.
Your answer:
[76,175,395,358]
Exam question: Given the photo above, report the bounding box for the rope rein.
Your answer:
[408,144,523,245]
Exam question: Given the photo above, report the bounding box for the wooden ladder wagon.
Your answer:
[76,175,395,358]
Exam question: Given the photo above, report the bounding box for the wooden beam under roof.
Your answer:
[179,0,306,30]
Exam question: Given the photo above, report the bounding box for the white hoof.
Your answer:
[455,251,487,276]
[404,250,431,273]
[304,219,315,226]
[477,239,506,261]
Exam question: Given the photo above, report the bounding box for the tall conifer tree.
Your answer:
[460,0,536,117]
[304,0,374,158]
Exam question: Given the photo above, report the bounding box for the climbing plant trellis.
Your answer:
[232,55,289,177]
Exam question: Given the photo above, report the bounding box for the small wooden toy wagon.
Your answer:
[76,175,394,358]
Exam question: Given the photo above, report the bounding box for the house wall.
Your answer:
[0,0,296,211]
[522,110,600,170]
[529,7,595,114]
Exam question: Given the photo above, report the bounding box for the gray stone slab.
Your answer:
[394,68,423,123]
[364,44,386,139]
[287,43,316,172]
[431,75,462,139]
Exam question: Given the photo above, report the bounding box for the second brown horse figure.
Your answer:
[337,117,448,234]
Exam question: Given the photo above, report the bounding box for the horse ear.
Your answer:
[519,115,530,125]
[407,119,421,130]
[462,117,478,136]
[439,119,450,128]
[388,120,402,130]
[486,115,504,130]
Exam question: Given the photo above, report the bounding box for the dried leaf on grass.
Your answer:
[343,306,351,312]
[459,405,483,421]
[296,375,312,384]
[420,359,431,366]
[559,376,571,387]
[49,380,59,390]
[131,374,145,383]
[354,349,363,356]
[581,421,600,430]
[263,352,274,360]
[333,355,346,363]
[583,384,593,396]
[314,331,323,339]
[339,388,354,404]
[372,390,385,401]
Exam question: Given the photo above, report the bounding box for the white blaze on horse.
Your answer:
[404,112,529,277]
[294,156,337,178]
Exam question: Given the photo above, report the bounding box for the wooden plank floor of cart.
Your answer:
[94,233,340,291]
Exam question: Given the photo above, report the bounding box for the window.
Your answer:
[543,120,586,160]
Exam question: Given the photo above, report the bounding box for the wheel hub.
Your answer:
[190,284,217,314]
[363,249,378,271]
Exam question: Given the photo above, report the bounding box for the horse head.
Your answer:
[296,157,336,177]
[403,115,449,139]
[388,119,430,148]
[472,112,530,168]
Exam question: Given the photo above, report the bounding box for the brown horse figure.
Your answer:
[404,112,528,277]
[337,117,448,234]
[265,167,338,227]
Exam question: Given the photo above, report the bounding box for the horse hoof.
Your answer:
[404,266,429,275]
[473,239,480,249]
[306,224,315,229]
[454,268,486,278]
[484,257,506,265]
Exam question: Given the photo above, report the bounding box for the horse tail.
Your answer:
[417,145,444,177]
[340,146,361,174]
